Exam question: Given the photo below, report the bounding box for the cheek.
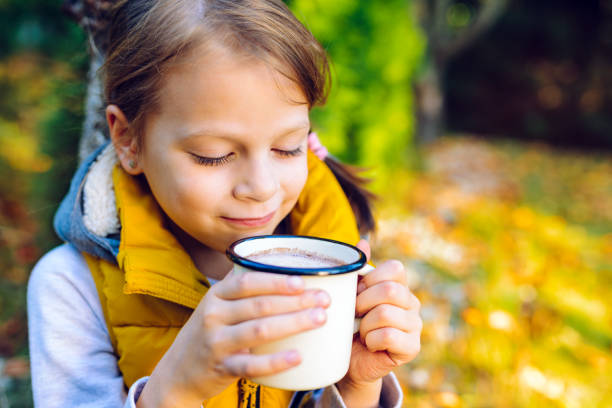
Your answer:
[280,157,308,200]
[174,168,232,209]
[146,155,230,214]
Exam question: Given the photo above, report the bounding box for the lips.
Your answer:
[221,210,276,227]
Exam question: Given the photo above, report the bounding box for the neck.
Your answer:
[167,216,292,281]
[168,221,233,281]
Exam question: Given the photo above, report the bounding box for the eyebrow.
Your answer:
[182,121,311,141]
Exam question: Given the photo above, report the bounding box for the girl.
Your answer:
[28,1,422,407]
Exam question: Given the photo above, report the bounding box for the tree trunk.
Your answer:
[414,0,508,143]
[415,63,444,144]
[62,0,113,163]
[79,52,108,163]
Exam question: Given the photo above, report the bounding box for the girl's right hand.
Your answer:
[136,270,331,407]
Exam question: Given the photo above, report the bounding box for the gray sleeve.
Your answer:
[292,372,402,408]
[28,244,127,407]
[317,374,402,408]
[124,377,149,408]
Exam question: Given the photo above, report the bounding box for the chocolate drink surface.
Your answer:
[247,248,344,268]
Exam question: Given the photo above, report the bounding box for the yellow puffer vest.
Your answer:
[84,151,360,407]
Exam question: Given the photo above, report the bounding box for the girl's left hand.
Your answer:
[336,240,422,405]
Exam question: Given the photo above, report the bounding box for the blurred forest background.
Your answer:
[1,0,611,407]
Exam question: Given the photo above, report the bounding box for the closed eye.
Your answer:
[275,146,303,157]
[191,147,302,166]
[190,153,234,166]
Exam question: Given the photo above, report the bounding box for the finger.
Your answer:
[220,307,327,350]
[356,281,420,317]
[221,290,331,325]
[356,239,371,262]
[359,260,407,291]
[216,271,305,300]
[358,304,422,343]
[222,350,301,378]
[364,328,421,364]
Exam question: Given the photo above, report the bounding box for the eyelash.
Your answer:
[275,146,304,158]
[192,154,233,166]
[191,147,303,166]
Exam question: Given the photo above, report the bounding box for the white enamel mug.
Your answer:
[226,235,374,391]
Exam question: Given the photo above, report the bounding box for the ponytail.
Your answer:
[324,156,377,236]
[307,131,376,236]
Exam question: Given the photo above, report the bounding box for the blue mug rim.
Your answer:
[226,235,367,276]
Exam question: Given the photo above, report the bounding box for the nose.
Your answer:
[233,156,279,202]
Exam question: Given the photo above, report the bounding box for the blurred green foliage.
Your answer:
[0,0,87,246]
[287,0,426,168]
[0,0,84,58]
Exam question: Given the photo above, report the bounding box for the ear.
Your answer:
[106,105,143,175]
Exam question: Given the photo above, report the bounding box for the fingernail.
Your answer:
[311,308,326,324]
[285,350,300,364]
[357,281,366,293]
[287,276,303,291]
[315,291,331,307]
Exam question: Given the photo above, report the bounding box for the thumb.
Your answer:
[356,239,371,262]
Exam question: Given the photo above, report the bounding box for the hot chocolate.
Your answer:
[247,248,344,268]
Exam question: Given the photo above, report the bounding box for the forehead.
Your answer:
[150,43,309,138]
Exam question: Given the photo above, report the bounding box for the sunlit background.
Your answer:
[1,0,611,406]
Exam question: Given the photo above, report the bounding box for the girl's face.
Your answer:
[135,45,309,253]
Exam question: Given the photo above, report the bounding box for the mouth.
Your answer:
[221,210,276,227]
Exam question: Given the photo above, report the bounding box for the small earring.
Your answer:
[128,159,136,169]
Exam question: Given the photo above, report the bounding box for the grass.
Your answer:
[371,137,612,407]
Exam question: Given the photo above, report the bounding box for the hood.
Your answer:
[54,141,120,263]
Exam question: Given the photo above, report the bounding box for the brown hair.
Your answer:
[103,0,375,234]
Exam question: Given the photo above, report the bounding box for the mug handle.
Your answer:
[353,264,375,334]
